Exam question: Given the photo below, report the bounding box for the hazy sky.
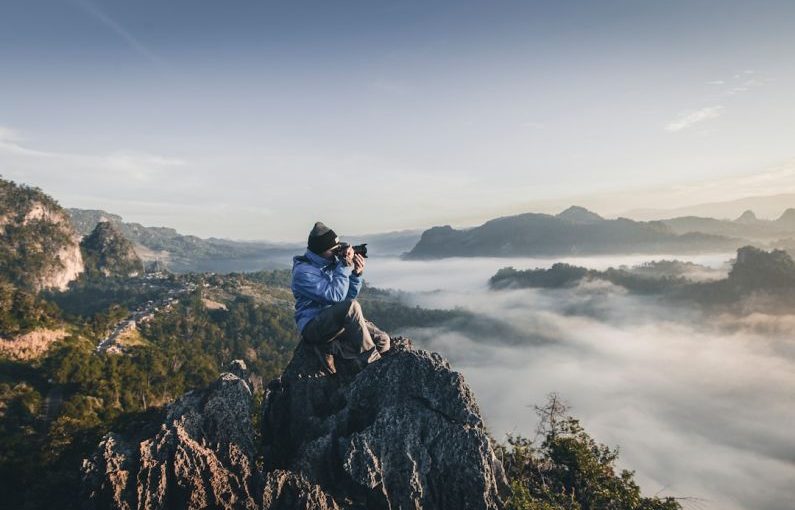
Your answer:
[1,0,794,240]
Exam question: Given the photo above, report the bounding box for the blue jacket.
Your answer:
[291,249,362,333]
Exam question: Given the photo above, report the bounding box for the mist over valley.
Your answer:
[362,252,795,510]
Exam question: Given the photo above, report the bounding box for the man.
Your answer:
[291,221,390,374]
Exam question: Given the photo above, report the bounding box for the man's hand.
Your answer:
[341,245,354,266]
[353,253,366,275]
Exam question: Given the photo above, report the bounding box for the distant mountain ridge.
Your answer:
[69,208,422,272]
[406,206,745,259]
[68,208,301,273]
[660,208,795,240]
[59,198,795,265]
[623,192,795,221]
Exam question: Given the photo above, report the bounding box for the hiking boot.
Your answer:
[364,346,381,364]
[312,345,336,375]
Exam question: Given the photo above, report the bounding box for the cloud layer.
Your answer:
[365,254,795,510]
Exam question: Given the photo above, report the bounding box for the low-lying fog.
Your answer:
[364,253,794,510]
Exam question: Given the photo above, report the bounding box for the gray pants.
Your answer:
[302,299,390,364]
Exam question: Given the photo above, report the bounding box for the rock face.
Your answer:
[82,341,508,509]
[0,178,84,291]
[49,235,85,290]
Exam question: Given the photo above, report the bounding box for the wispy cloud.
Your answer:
[725,78,763,97]
[0,123,187,184]
[707,70,765,97]
[665,71,767,133]
[665,106,723,132]
[73,0,165,68]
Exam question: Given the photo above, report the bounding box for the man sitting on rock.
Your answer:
[291,221,390,374]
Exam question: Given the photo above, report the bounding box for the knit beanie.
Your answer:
[307,221,340,254]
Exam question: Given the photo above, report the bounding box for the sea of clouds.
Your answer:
[364,253,795,510]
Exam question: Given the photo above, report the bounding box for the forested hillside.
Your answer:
[0,271,299,508]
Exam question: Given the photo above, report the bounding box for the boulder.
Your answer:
[261,338,508,509]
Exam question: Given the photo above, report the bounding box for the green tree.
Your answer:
[499,394,681,510]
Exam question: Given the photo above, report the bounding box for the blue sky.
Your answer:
[1,0,794,240]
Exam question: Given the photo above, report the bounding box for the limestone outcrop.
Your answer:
[0,178,84,291]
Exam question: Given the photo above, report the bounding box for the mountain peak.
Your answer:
[81,221,143,278]
[556,205,604,224]
[776,208,795,224]
[735,210,759,224]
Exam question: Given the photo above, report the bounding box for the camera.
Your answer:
[334,242,368,258]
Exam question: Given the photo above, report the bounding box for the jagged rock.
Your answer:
[261,337,508,509]
[262,470,340,510]
[83,341,509,510]
[81,433,137,510]
[81,363,259,509]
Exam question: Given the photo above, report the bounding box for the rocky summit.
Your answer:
[81,339,508,510]
[81,220,144,278]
